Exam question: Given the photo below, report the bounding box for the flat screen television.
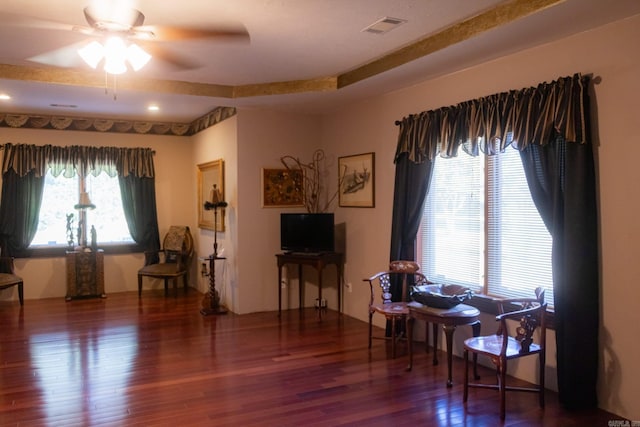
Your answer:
[280,213,334,254]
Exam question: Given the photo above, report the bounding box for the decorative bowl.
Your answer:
[410,284,473,309]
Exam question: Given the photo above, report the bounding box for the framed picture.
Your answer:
[262,168,305,207]
[197,159,225,231]
[338,152,375,208]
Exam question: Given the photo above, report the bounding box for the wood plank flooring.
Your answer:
[0,290,624,426]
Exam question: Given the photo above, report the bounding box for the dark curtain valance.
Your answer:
[1,143,155,178]
[395,73,588,163]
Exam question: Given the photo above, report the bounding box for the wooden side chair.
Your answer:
[363,260,430,358]
[463,288,547,420]
[138,226,194,297]
[0,257,24,306]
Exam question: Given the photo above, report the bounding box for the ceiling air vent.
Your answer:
[362,17,407,35]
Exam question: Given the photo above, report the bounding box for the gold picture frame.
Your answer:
[338,152,375,208]
[262,168,305,207]
[197,159,225,231]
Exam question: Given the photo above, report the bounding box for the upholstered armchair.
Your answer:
[138,226,194,297]
[0,257,24,305]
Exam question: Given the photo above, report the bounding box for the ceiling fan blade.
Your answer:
[132,24,250,43]
[0,12,75,32]
[139,43,202,70]
[27,42,88,69]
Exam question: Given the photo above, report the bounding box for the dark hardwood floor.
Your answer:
[0,290,623,426]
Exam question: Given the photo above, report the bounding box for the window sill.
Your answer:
[14,243,144,258]
[466,294,556,330]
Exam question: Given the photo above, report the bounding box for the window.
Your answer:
[30,171,134,247]
[418,142,554,306]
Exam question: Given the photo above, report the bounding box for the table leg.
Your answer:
[432,322,439,365]
[298,264,303,310]
[318,267,323,305]
[337,265,342,313]
[471,320,481,380]
[278,265,282,316]
[443,324,457,388]
[405,316,414,371]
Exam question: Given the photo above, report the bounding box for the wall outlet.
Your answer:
[346,282,352,293]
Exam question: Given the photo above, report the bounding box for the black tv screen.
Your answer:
[280,213,334,254]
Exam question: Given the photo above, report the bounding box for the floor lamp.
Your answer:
[201,184,228,316]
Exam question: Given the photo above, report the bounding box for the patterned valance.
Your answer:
[395,73,589,163]
[0,106,237,137]
[1,143,155,178]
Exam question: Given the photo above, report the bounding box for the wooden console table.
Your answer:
[66,250,106,301]
[276,252,343,316]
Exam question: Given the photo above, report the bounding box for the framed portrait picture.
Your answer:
[262,168,305,207]
[197,159,225,231]
[338,152,375,208]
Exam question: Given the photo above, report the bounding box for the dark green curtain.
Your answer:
[0,169,44,256]
[119,174,161,262]
[520,135,598,409]
[389,153,433,298]
[0,143,160,256]
[391,73,598,409]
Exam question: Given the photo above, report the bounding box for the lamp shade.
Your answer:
[78,41,104,69]
[74,192,96,210]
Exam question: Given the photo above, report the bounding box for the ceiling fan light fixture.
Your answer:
[78,41,104,69]
[103,36,129,75]
[127,43,151,71]
[78,37,151,74]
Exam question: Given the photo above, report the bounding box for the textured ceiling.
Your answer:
[0,0,639,123]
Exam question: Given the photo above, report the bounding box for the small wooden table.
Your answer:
[276,252,343,317]
[406,301,481,387]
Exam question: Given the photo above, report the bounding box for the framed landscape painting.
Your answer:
[338,152,375,208]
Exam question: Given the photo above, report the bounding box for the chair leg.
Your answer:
[368,312,373,349]
[18,282,24,306]
[138,275,143,297]
[406,316,414,371]
[539,352,546,408]
[463,349,469,402]
[391,316,397,359]
[164,278,169,296]
[499,359,507,420]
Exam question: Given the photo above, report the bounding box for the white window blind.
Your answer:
[419,141,554,307]
[420,150,484,292]
[486,146,553,304]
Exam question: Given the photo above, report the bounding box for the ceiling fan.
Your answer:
[20,3,250,74]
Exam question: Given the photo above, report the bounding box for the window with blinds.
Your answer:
[419,142,554,307]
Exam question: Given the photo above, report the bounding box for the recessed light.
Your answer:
[148,105,159,112]
[0,94,11,100]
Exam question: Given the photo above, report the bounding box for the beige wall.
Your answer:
[191,115,239,309]
[235,108,323,314]
[0,128,194,297]
[1,12,638,420]
[320,14,640,421]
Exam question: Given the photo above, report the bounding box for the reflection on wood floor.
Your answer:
[0,290,621,426]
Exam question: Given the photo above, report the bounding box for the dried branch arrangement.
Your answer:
[280,149,345,213]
